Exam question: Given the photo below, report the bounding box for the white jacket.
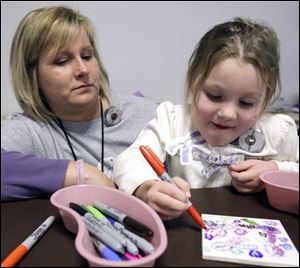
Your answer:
[114,102,299,194]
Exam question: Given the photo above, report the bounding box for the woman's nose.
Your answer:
[74,58,89,77]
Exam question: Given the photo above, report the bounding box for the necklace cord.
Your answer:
[56,99,105,172]
[100,100,104,172]
[57,118,77,161]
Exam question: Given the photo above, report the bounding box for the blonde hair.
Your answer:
[10,6,110,122]
[186,17,281,113]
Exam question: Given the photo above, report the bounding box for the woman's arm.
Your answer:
[1,149,115,201]
[63,160,116,188]
[1,148,68,201]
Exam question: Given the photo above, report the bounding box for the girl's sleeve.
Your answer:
[113,102,176,194]
[271,114,299,171]
[1,148,69,201]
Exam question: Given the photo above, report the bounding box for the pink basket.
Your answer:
[50,185,167,267]
[260,170,299,215]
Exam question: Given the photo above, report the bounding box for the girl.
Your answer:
[113,18,299,220]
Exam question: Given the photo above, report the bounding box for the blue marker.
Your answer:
[91,236,122,261]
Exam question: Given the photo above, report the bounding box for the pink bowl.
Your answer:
[50,185,167,267]
[260,170,299,215]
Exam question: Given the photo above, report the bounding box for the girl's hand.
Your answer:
[134,177,191,220]
[230,160,278,193]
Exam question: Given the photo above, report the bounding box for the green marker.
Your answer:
[85,205,108,221]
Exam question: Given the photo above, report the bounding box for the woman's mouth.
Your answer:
[74,84,93,90]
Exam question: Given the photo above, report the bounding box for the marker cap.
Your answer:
[123,217,153,237]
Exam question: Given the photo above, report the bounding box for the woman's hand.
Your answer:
[63,161,116,188]
[230,160,278,193]
[134,177,191,220]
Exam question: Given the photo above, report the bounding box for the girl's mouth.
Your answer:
[211,122,233,130]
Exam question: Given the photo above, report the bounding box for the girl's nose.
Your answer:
[217,104,237,120]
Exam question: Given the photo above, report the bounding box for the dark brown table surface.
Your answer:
[1,187,299,267]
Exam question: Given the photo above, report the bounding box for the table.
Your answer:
[1,187,299,267]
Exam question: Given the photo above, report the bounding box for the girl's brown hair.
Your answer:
[186,17,280,113]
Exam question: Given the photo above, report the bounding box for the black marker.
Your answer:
[93,200,153,237]
[69,202,87,215]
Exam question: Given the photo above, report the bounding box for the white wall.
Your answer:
[1,1,299,115]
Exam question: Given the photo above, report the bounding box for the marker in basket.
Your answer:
[106,215,155,255]
[139,145,206,230]
[91,236,122,261]
[83,217,125,254]
[69,202,128,249]
[93,200,153,237]
[84,205,139,255]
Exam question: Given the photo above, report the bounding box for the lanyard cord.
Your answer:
[56,117,77,161]
[100,100,104,171]
[56,100,104,172]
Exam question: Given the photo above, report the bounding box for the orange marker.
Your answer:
[1,216,55,267]
[139,145,206,229]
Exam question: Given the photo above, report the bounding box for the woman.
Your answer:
[1,6,156,201]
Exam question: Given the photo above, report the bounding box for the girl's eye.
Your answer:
[239,100,255,107]
[206,92,222,102]
[239,100,256,108]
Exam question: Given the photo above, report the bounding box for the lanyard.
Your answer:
[56,100,104,172]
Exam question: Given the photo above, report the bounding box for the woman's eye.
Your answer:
[82,50,94,60]
[82,54,92,60]
[54,58,68,66]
